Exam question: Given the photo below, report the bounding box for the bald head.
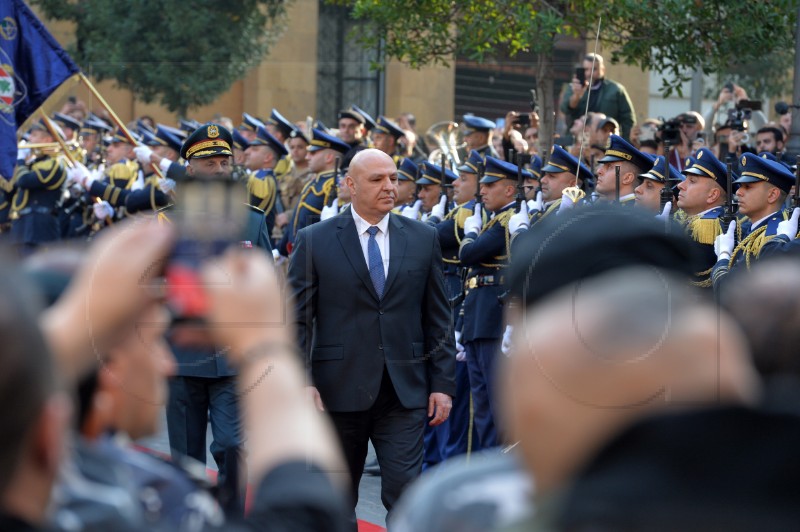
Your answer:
[345,149,398,224]
[501,267,758,495]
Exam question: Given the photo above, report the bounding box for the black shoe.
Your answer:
[363,457,381,476]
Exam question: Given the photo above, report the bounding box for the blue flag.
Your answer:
[0,0,80,179]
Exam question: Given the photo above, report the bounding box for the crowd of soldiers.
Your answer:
[7,88,800,461]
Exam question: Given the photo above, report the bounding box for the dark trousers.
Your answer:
[465,338,500,448]
[166,375,244,516]
[444,359,479,458]
[328,369,426,524]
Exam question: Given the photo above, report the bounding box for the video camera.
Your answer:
[658,116,682,145]
[727,100,762,132]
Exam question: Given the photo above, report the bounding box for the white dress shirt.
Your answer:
[352,207,390,277]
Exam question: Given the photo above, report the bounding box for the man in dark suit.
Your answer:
[288,148,456,522]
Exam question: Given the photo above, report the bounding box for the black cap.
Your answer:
[180,123,234,160]
[508,204,701,307]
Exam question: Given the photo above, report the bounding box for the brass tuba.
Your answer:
[425,121,466,169]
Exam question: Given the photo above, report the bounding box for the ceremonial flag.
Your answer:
[0,0,80,179]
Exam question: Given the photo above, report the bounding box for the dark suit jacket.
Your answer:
[288,209,456,412]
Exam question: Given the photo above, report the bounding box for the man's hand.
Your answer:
[307,386,325,412]
[401,199,422,219]
[778,207,800,240]
[656,201,672,221]
[133,145,154,166]
[558,190,576,213]
[276,212,289,228]
[500,324,513,356]
[527,190,543,213]
[428,392,452,426]
[463,204,483,235]
[320,201,339,221]
[714,220,737,260]
[508,200,530,234]
[455,331,465,362]
[430,195,447,220]
[66,162,90,186]
[93,201,114,220]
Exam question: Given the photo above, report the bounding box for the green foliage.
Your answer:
[32,0,291,115]
[335,0,797,98]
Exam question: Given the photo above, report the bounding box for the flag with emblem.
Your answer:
[0,0,80,180]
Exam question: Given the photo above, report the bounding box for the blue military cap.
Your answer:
[180,122,234,160]
[240,112,264,133]
[639,155,683,184]
[79,116,112,136]
[374,116,405,139]
[462,115,496,134]
[250,125,288,157]
[313,119,332,135]
[398,158,419,181]
[307,128,350,154]
[683,147,733,193]
[158,123,187,141]
[144,126,183,153]
[352,104,377,131]
[338,106,366,125]
[52,112,81,133]
[758,151,793,172]
[267,109,295,139]
[179,119,202,134]
[110,127,137,145]
[232,129,250,151]
[734,152,795,193]
[136,119,154,135]
[418,161,458,185]
[542,144,592,179]
[288,125,309,144]
[457,150,484,174]
[598,134,655,172]
[529,154,543,179]
[480,156,524,184]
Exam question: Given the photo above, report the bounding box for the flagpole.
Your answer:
[77,72,166,181]
[39,111,75,168]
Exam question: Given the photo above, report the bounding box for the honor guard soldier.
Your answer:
[373,116,407,164]
[238,112,263,143]
[594,134,655,205]
[231,129,251,182]
[244,125,287,237]
[712,152,795,291]
[462,115,499,159]
[133,124,187,182]
[9,121,68,253]
[415,161,457,221]
[124,129,176,215]
[338,106,371,169]
[86,128,142,227]
[352,103,378,138]
[278,128,350,256]
[458,156,524,448]
[671,148,730,287]
[52,112,81,142]
[394,157,419,210]
[523,154,543,200]
[281,126,313,214]
[265,108,295,181]
[78,115,112,168]
[634,155,683,213]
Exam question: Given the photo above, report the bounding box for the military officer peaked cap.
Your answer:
[267,109,295,139]
[398,158,418,182]
[480,156,531,184]
[307,128,350,154]
[598,134,655,173]
[758,151,793,172]
[352,104,377,131]
[52,112,81,132]
[374,116,405,139]
[110,127,138,145]
[179,119,202,134]
[734,152,795,193]
[180,123,234,160]
[143,127,182,154]
[240,113,264,133]
[457,150,485,174]
[418,161,458,185]
[80,116,112,135]
[232,129,250,151]
[542,144,592,179]
[338,106,366,125]
[462,115,496,134]
[288,125,309,144]
[682,147,734,193]
[639,155,683,184]
[529,154,543,179]
[249,125,289,157]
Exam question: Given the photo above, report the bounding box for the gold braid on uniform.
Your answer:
[291,177,336,233]
[479,209,514,268]
[247,174,277,213]
[685,215,724,288]
[729,215,787,271]
[106,160,139,188]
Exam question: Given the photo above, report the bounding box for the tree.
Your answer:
[32,0,290,116]
[334,0,796,155]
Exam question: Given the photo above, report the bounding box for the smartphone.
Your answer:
[517,113,531,127]
[575,67,586,85]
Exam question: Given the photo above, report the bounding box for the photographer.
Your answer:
[756,126,792,164]
[630,118,662,155]
[560,53,636,140]
[704,83,767,140]
[502,111,537,158]
[666,112,704,172]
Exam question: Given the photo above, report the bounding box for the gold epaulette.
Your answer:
[247,174,275,200]
[30,158,67,190]
[106,160,139,185]
[486,208,514,230]
[0,175,14,193]
[688,217,723,245]
[275,157,293,179]
[673,209,689,225]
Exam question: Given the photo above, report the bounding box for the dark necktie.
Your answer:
[366,225,385,298]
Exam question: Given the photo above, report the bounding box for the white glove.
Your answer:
[500,325,513,356]
[93,200,114,220]
[714,220,736,260]
[558,190,575,213]
[778,207,800,240]
[527,190,543,213]
[463,204,483,235]
[656,201,672,221]
[133,145,154,165]
[158,178,176,194]
[455,331,466,362]
[401,199,423,219]
[320,201,339,221]
[508,200,530,234]
[83,168,103,190]
[430,195,447,220]
[420,212,430,223]
[66,162,90,186]
[17,148,31,162]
